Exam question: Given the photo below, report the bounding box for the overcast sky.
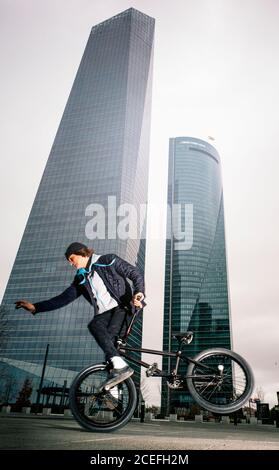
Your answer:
[1,0,279,407]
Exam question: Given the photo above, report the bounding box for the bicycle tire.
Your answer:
[186,348,254,414]
[69,363,137,432]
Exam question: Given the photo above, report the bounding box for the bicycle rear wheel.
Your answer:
[69,363,137,432]
[186,348,254,414]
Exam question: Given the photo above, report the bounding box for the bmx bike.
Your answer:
[69,310,254,432]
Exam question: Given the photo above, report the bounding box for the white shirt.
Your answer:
[88,254,118,314]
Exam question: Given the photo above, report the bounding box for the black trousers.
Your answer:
[87,305,129,362]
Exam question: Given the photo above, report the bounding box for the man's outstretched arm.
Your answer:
[15,283,81,314]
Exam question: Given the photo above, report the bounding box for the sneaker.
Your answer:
[100,366,134,391]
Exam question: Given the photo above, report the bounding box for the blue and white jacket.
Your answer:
[33,253,145,316]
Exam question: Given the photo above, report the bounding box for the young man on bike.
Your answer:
[15,242,145,390]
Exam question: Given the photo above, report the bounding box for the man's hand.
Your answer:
[15,300,36,314]
[132,292,144,308]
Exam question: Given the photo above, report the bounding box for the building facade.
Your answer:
[162,137,232,415]
[0,8,154,406]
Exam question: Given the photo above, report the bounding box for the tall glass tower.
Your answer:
[162,137,231,415]
[0,8,154,405]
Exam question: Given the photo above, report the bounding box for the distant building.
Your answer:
[0,8,154,403]
[162,137,231,414]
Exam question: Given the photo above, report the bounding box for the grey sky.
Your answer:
[1,0,279,407]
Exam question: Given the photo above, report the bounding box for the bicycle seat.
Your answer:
[172,331,194,345]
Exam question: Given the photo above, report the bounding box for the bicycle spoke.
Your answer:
[71,367,135,427]
[188,351,251,409]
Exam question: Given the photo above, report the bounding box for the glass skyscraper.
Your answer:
[162,137,232,415]
[0,8,154,406]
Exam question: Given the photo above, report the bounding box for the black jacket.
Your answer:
[34,254,145,315]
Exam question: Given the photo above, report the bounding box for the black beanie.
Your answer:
[65,242,88,259]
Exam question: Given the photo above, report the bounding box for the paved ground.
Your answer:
[0,415,278,450]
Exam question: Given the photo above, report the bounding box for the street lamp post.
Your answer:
[35,343,49,412]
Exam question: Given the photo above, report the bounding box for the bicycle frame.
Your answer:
[117,311,214,380]
[118,341,215,379]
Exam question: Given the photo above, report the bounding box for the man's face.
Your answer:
[68,254,88,269]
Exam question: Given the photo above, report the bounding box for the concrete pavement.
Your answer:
[0,415,279,450]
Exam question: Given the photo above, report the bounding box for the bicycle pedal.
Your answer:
[146,362,158,377]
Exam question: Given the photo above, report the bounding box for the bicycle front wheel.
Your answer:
[186,348,254,414]
[69,363,137,432]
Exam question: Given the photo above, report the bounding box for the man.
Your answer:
[15,242,145,390]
